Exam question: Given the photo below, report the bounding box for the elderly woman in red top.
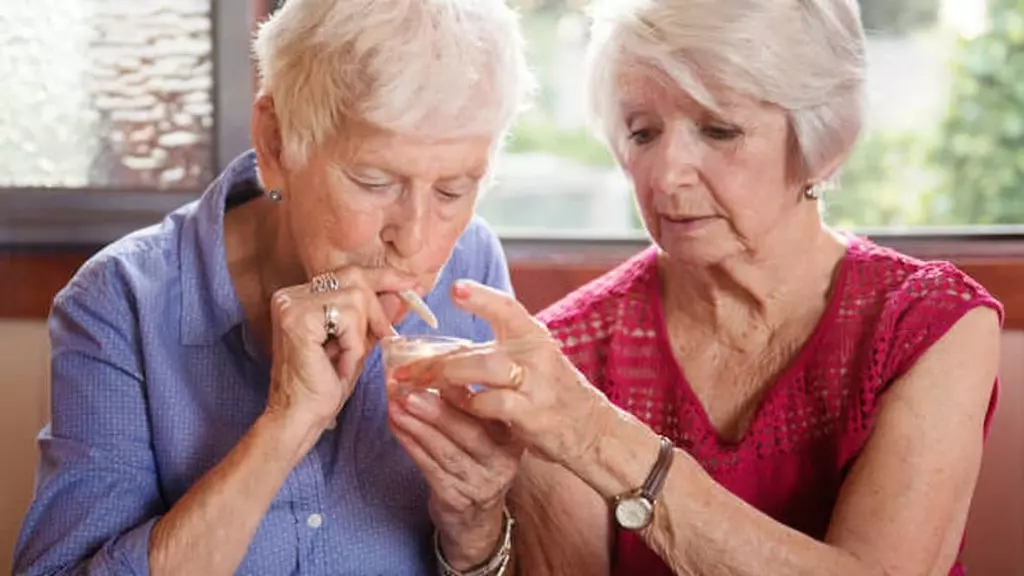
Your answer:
[394,0,1003,574]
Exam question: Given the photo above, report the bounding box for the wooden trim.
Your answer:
[961,260,1024,327]
[3,248,1024,329]
[0,250,96,321]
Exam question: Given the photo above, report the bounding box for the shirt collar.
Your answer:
[179,150,262,346]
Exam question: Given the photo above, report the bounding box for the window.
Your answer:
[0,1,255,245]
[3,0,1020,246]
[479,0,1023,237]
[0,1,215,190]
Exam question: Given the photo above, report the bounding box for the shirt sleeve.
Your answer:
[883,261,1004,379]
[878,261,1004,435]
[14,272,166,576]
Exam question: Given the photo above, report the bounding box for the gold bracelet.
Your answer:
[435,506,515,576]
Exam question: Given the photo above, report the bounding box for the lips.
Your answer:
[659,215,717,223]
[656,214,720,235]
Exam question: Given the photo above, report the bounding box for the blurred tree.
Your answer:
[506,122,614,167]
[830,131,938,228]
[933,0,1024,225]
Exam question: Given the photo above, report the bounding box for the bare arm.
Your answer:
[510,453,611,575]
[148,409,321,575]
[560,306,999,576]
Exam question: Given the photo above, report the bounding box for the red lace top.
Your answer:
[538,237,1002,576]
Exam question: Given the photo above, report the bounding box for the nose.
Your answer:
[652,123,702,194]
[381,185,429,258]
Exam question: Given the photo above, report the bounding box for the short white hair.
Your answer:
[585,0,867,182]
[253,0,535,167]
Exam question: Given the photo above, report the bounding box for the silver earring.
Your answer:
[804,185,820,200]
[268,189,283,202]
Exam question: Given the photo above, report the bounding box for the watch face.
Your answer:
[614,496,654,531]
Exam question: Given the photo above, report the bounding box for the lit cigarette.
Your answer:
[399,290,438,329]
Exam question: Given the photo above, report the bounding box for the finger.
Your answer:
[401,348,524,390]
[389,399,477,478]
[463,388,531,425]
[398,391,506,464]
[438,384,476,409]
[450,280,546,340]
[305,266,413,338]
[308,285,395,341]
[440,386,520,447]
[333,315,367,382]
[358,288,399,339]
[389,424,474,510]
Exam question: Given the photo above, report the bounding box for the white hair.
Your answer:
[253,0,535,167]
[585,0,867,182]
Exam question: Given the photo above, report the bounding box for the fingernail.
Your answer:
[405,391,438,417]
[452,280,472,300]
[388,401,411,423]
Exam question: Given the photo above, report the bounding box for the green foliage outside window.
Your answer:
[931,0,1024,225]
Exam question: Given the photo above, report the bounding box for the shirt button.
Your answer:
[306,513,323,529]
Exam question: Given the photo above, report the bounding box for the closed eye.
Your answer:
[701,125,743,141]
[628,128,658,145]
[435,186,470,202]
[354,179,396,192]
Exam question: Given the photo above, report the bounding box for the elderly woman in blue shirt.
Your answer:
[14,1,533,574]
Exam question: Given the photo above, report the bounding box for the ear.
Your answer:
[251,95,287,190]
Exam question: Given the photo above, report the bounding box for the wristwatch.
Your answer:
[612,435,675,531]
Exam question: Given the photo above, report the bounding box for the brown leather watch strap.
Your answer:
[641,436,675,502]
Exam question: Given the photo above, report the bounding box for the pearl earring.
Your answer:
[268,189,283,202]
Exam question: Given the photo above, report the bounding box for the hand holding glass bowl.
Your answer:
[382,332,525,571]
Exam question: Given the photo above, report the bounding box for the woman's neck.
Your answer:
[658,217,848,352]
[224,198,306,353]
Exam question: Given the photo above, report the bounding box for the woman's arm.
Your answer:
[510,453,612,575]
[564,306,999,576]
[148,409,323,575]
[14,282,324,576]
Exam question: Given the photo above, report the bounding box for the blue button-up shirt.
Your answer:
[13,151,512,575]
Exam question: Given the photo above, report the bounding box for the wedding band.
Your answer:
[311,272,341,294]
[507,362,525,388]
[324,304,341,338]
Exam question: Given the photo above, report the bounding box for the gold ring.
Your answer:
[324,304,341,338]
[507,362,525,388]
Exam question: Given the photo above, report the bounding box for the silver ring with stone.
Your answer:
[324,304,341,338]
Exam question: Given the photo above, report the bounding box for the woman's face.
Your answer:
[615,69,806,266]
[255,101,492,323]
